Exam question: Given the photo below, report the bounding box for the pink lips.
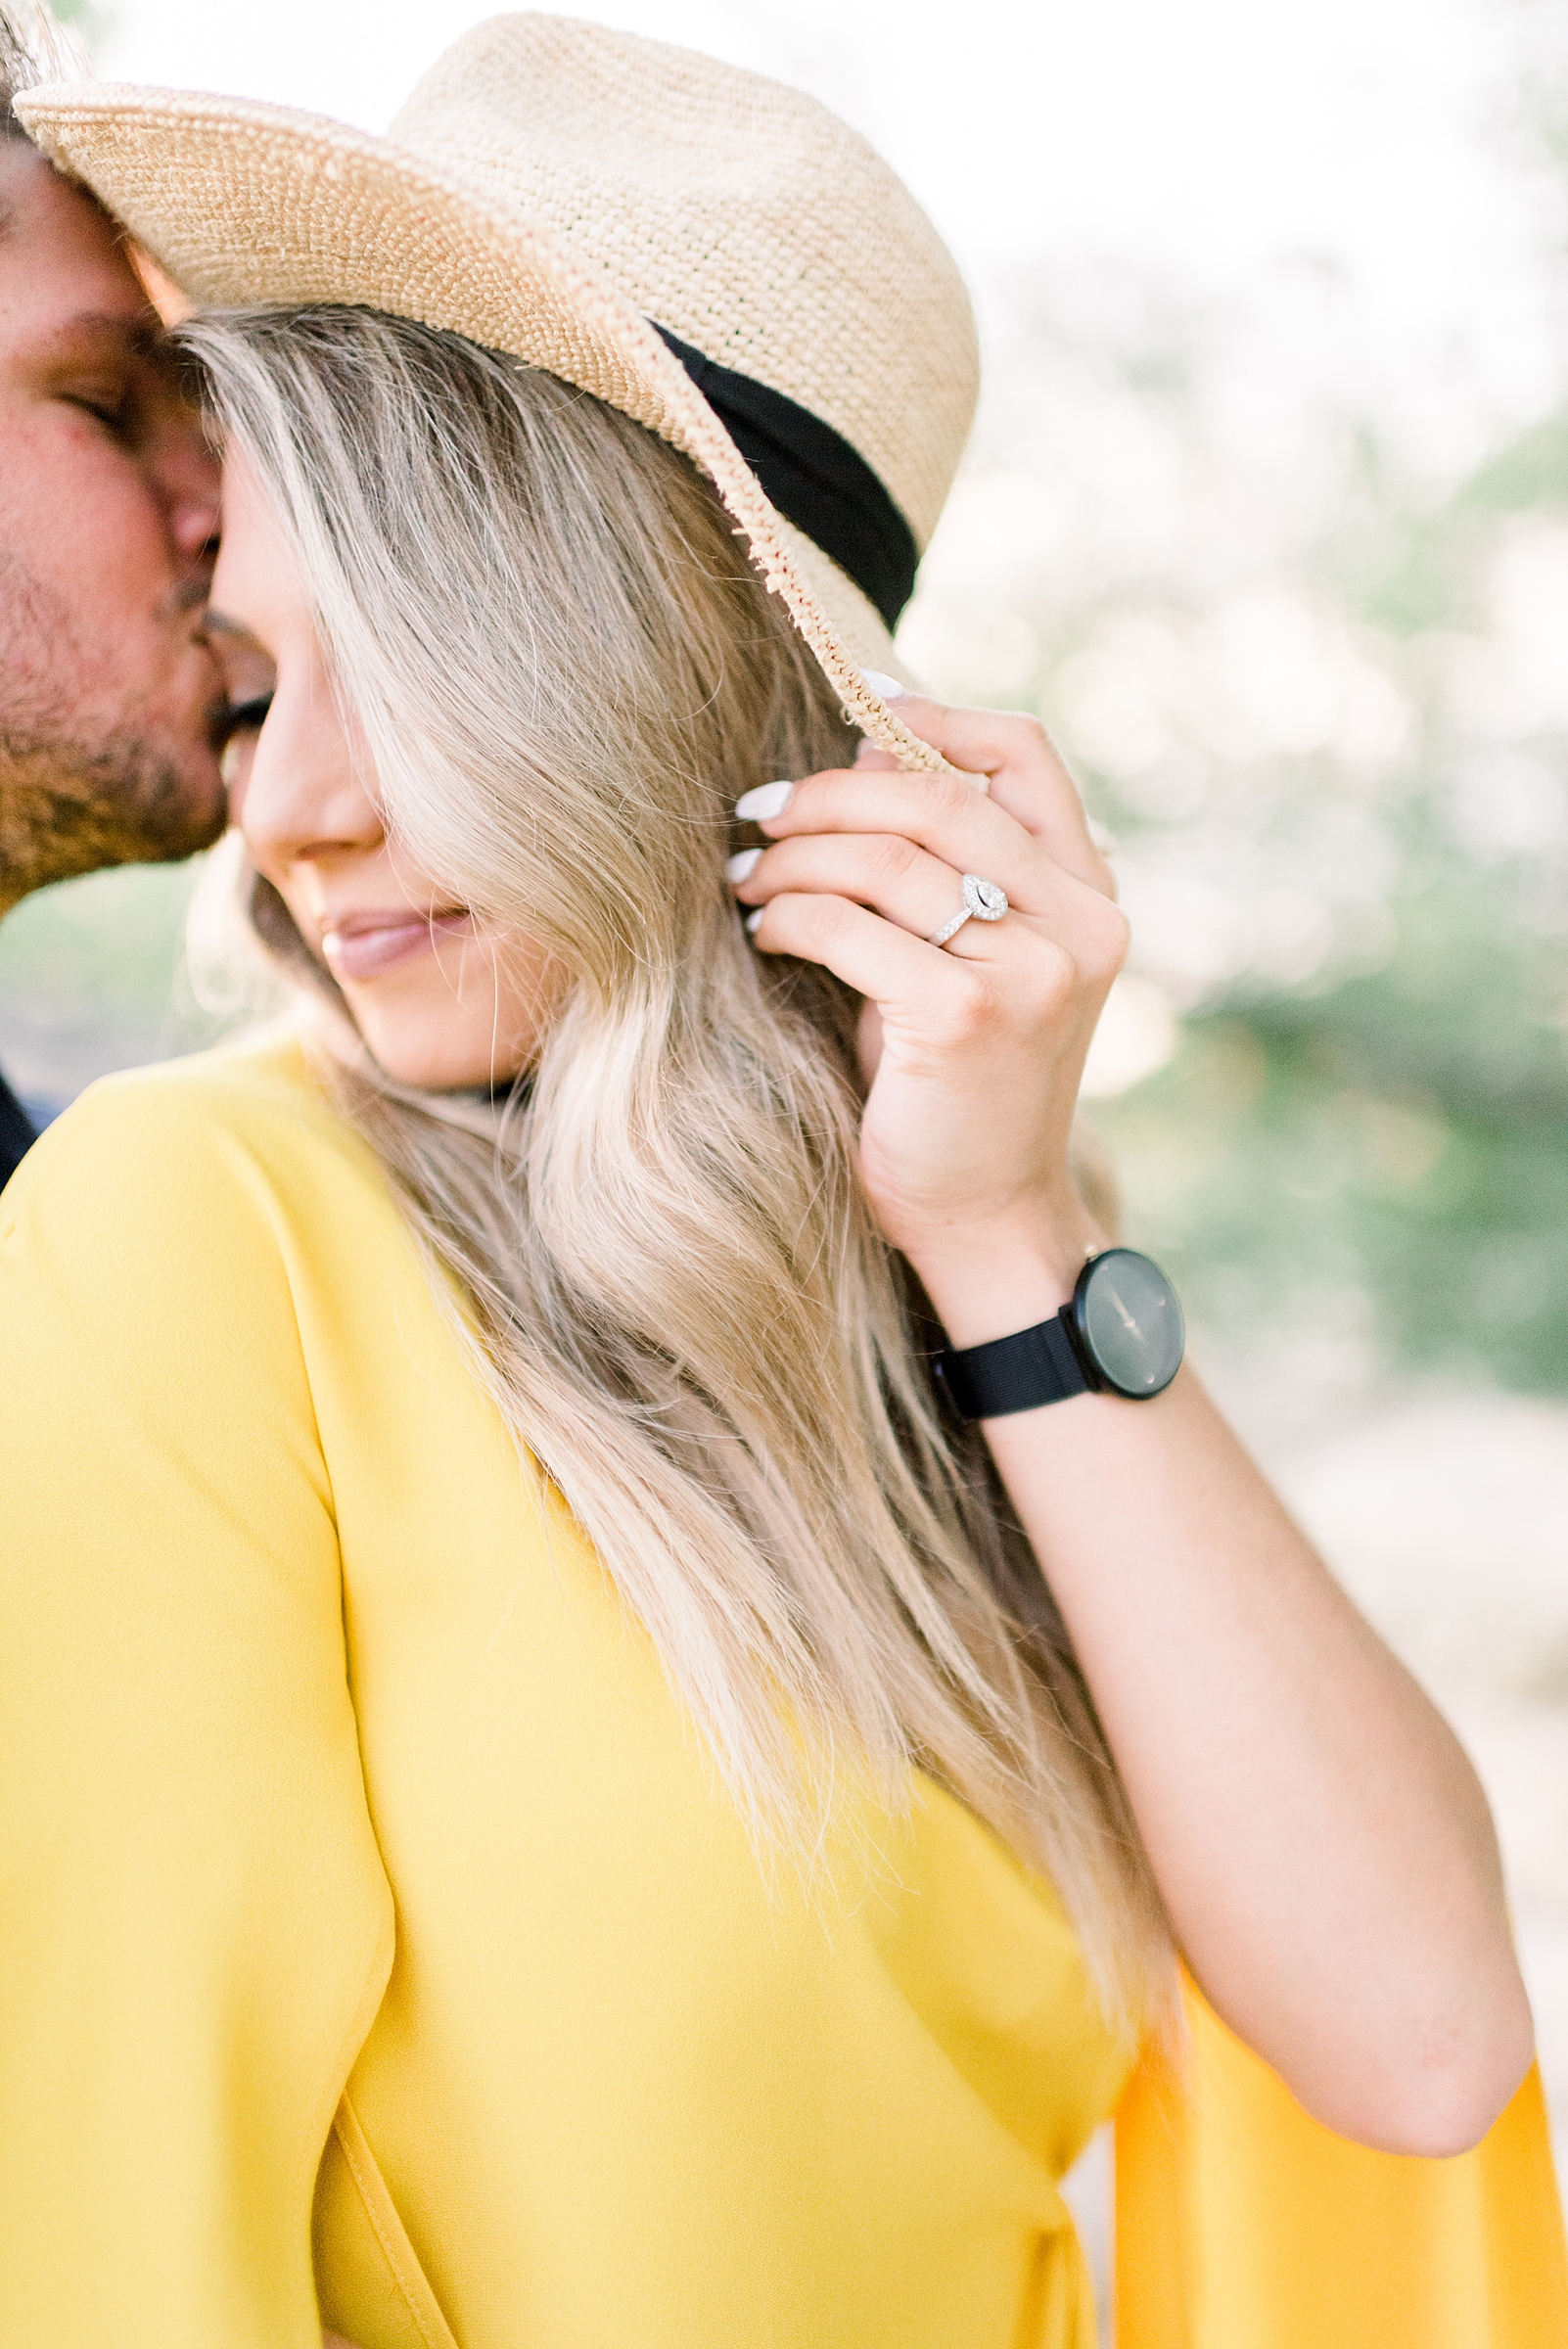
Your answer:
[318,906,474,982]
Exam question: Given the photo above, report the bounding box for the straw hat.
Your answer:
[18,12,980,775]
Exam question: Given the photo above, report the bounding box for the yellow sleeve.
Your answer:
[1114,1974,1568,2348]
[0,1072,394,2349]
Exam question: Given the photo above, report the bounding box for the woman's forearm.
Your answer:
[918,1227,1533,2157]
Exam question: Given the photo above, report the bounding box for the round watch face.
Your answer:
[1074,1249,1185,1398]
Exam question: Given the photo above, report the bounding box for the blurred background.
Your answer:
[5,0,1565,2302]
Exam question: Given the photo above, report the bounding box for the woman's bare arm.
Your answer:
[944,1339,1521,2154]
[736,694,1532,2155]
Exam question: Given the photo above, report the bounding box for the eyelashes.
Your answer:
[217,693,274,746]
[73,397,131,434]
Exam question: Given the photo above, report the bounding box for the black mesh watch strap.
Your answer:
[934,1309,1090,1422]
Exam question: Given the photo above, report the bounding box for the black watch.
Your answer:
[933,1248,1185,1421]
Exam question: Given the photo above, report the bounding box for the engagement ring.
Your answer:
[929,873,1008,949]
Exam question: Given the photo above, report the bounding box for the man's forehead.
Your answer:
[0,131,32,240]
[0,138,151,297]
[0,173,194,335]
[0,151,201,399]
[0,127,50,196]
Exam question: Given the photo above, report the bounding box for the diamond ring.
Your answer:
[929,873,1009,949]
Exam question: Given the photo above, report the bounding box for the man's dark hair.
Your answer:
[0,4,88,138]
[3,9,28,134]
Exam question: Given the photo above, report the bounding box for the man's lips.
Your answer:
[318,907,474,982]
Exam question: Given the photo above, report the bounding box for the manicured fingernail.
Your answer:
[735,779,795,821]
[745,907,764,934]
[861,668,907,701]
[725,847,762,883]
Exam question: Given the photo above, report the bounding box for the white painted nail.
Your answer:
[735,779,795,821]
[725,847,762,883]
[860,668,907,701]
[745,906,765,934]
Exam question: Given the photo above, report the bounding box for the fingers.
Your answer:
[745,888,1112,1071]
[745,886,1018,1017]
[735,828,1036,949]
[860,694,1114,898]
[742,867,1128,999]
[735,822,1130,989]
[736,764,1082,928]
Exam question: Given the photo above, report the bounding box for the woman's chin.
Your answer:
[334,948,552,1095]
[350,1012,530,1095]
[367,1040,523,1092]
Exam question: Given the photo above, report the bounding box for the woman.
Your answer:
[3,20,1560,2349]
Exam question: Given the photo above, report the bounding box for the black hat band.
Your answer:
[654,324,920,635]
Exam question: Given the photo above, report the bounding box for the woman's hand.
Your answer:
[735,700,1121,1328]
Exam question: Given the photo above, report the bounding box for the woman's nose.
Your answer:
[231,688,385,875]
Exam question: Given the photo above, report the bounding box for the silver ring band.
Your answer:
[929,872,1009,948]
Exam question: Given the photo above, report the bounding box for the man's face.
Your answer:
[0,138,227,914]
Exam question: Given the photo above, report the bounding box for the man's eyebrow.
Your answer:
[36,310,176,376]
[57,308,165,358]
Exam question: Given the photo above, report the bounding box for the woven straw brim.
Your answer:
[18,82,950,774]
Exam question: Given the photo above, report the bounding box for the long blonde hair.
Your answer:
[185,306,1168,2021]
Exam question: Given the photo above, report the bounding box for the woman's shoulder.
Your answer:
[11,1028,370,1188]
[1,1030,396,1302]
[20,1028,344,1160]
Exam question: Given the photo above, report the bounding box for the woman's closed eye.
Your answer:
[217,693,274,793]
[219,693,275,742]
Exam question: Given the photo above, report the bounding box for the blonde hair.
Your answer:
[184,306,1168,2022]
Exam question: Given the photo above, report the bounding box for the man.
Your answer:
[0,2,227,1182]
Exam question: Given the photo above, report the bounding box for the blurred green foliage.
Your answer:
[0,861,202,1105]
[0,858,194,1005]
[1099,883,1568,1396]
[1088,411,1568,1398]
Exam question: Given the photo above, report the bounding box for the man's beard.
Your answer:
[0,551,226,906]
[0,721,226,902]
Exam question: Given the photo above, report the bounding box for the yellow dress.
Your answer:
[0,1038,1561,2349]
[1117,1987,1568,2345]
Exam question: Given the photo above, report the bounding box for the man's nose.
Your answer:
[169,490,220,568]
[154,425,222,571]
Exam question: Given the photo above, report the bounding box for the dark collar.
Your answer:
[0,1065,37,1189]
